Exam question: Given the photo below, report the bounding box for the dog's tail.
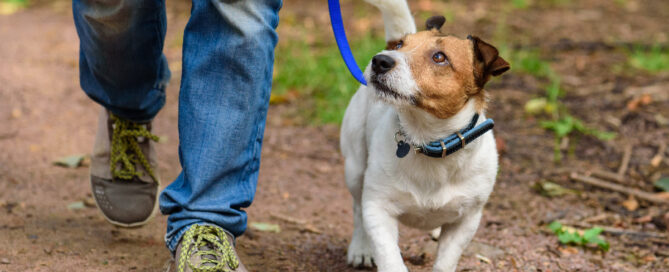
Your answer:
[364,0,416,42]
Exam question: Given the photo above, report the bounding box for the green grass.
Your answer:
[0,0,27,3]
[272,34,385,124]
[511,0,530,9]
[500,46,553,78]
[629,45,669,73]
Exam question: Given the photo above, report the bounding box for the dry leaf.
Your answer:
[250,222,281,233]
[53,154,86,168]
[626,94,652,111]
[558,246,579,256]
[622,195,639,211]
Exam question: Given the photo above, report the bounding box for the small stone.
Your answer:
[0,258,10,264]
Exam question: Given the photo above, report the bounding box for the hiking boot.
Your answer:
[169,224,247,272]
[90,109,160,227]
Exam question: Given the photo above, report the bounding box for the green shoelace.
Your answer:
[109,114,159,181]
[178,225,240,272]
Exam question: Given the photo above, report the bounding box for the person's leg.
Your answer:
[73,0,170,122]
[159,0,281,254]
[73,0,170,227]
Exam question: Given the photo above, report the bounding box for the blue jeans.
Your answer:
[73,0,281,253]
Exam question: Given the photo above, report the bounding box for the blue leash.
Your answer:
[328,0,367,85]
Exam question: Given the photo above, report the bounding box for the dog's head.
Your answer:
[367,16,510,119]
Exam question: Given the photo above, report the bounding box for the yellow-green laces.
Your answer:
[178,225,239,272]
[109,114,159,181]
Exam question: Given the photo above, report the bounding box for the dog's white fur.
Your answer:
[340,1,498,271]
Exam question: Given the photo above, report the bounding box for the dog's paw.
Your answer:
[347,238,375,268]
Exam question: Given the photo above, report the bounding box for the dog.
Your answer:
[339,0,510,271]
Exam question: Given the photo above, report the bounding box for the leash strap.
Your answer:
[328,0,368,85]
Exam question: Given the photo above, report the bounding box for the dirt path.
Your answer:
[1,1,668,271]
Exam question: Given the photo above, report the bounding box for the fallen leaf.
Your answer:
[11,108,22,118]
[67,201,85,210]
[622,195,639,211]
[249,222,281,233]
[524,98,547,115]
[558,246,579,256]
[532,180,577,197]
[53,154,86,168]
[626,94,652,111]
[650,156,662,167]
[654,177,669,192]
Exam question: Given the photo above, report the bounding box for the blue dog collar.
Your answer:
[395,114,495,158]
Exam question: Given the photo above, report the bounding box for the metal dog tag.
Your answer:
[396,141,410,158]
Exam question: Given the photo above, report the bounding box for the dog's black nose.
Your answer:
[372,54,395,74]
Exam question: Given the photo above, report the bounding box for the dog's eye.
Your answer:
[432,52,448,64]
[395,40,403,50]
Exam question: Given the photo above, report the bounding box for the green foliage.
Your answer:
[655,177,669,192]
[502,48,552,78]
[0,0,27,4]
[548,221,610,251]
[505,46,616,161]
[272,34,384,124]
[511,0,529,9]
[541,114,616,161]
[629,45,669,73]
[541,116,616,140]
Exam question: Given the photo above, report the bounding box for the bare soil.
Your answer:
[1,0,668,271]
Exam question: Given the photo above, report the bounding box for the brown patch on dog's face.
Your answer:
[392,30,477,118]
[386,30,508,119]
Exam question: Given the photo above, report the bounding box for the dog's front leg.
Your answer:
[433,209,483,272]
[362,201,407,272]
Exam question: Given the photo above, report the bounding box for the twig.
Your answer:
[570,173,669,205]
[618,144,632,176]
[567,221,668,240]
[0,131,18,140]
[589,170,625,184]
[270,213,322,234]
[270,213,307,225]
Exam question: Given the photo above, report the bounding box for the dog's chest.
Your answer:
[395,189,476,230]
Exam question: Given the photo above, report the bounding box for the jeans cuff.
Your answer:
[164,222,237,255]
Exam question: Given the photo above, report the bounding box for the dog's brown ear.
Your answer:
[425,16,446,31]
[468,35,510,88]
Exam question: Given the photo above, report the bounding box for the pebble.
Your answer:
[0,258,10,264]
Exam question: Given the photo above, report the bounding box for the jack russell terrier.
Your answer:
[339,0,510,271]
